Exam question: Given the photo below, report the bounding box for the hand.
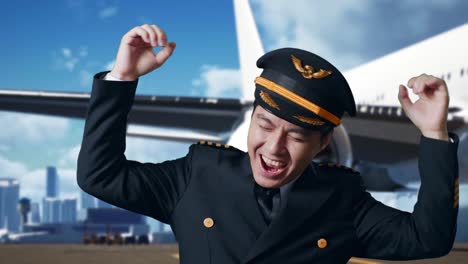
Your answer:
[110,24,176,81]
[398,74,449,141]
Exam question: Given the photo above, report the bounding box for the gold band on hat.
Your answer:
[255,76,341,125]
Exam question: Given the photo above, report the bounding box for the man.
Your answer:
[77,24,459,263]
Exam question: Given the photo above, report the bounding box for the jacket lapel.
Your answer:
[243,164,335,263]
[234,154,268,234]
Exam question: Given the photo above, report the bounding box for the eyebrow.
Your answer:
[256,114,274,126]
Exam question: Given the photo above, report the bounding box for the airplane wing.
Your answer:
[1,87,464,160]
[342,104,466,163]
[0,89,251,143]
[2,88,465,192]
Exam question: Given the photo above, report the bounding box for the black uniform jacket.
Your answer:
[77,72,460,264]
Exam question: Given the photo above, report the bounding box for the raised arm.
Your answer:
[76,25,188,224]
[353,74,459,259]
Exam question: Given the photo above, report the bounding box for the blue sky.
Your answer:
[2,0,468,231]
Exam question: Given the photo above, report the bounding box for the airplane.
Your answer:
[0,0,467,242]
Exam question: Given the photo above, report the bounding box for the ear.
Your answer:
[319,130,334,152]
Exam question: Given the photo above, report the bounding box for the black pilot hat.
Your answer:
[254,48,356,130]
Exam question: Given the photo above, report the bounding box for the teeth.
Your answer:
[262,155,286,168]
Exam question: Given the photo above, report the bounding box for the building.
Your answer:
[46,166,58,198]
[30,202,41,223]
[42,197,61,223]
[42,197,78,224]
[80,191,96,209]
[0,178,20,232]
[61,198,77,223]
[79,191,96,220]
[97,199,113,209]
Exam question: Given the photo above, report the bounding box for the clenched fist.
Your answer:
[110,24,176,81]
[398,74,450,141]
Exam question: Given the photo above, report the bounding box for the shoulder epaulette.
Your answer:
[318,162,358,174]
[197,141,237,151]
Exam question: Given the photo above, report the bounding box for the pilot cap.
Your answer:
[254,48,356,129]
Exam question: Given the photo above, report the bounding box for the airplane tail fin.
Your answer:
[233,0,264,101]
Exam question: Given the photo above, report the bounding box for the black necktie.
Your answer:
[255,184,281,225]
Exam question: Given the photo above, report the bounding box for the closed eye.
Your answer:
[259,124,273,131]
[289,136,305,142]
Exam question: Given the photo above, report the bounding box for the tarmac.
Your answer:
[0,243,466,264]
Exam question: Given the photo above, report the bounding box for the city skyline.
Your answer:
[0,165,142,232]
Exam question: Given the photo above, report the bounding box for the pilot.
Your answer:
[77,24,459,263]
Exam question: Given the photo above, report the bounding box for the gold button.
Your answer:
[317,238,327,249]
[203,217,214,228]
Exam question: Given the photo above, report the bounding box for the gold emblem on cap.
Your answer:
[259,90,280,110]
[291,55,332,79]
[293,115,325,126]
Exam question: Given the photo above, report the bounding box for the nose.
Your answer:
[266,130,287,155]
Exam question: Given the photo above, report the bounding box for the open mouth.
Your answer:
[259,154,287,178]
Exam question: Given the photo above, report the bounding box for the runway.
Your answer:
[0,243,467,264]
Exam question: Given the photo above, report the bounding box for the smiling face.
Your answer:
[247,105,333,188]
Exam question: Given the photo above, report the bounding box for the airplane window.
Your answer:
[461,68,464,77]
[447,72,451,81]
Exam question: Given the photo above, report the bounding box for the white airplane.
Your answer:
[0,0,466,240]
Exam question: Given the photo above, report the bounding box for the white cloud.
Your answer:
[61,48,72,58]
[0,155,29,179]
[0,112,69,144]
[65,58,79,72]
[58,145,81,168]
[53,47,80,72]
[0,144,10,153]
[99,6,118,19]
[19,168,47,202]
[52,46,107,82]
[192,65,241,98]
[125,137,190,163]
[252,0,370,69]
[401,0,460,10]
[80,70,93,87]
[252,0,464,70]
[58,168,81,199]
[79,46,88,57]
[0,155,46,203]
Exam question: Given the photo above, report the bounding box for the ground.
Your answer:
[0,244,466,264]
